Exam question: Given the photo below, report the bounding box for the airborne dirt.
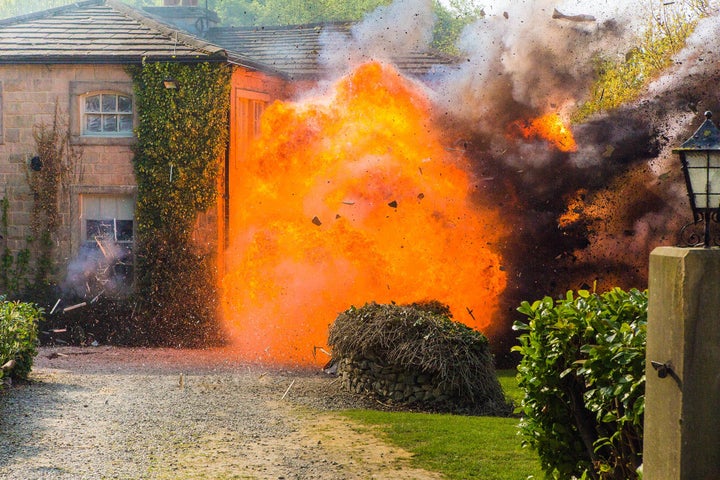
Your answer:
[0,346,443,480]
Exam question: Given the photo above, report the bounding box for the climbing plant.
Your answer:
[130,61,231,346]
[27,105,81,292]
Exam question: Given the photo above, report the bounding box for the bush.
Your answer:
[513,288,646,479]
[0,296,41,384]
[328,301,509,414]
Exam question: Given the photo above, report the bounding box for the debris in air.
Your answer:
[388,200,398,208]
[281,379,295,400]
[63,302,87,313]
[552,8,596,22]
[312,216,322,226]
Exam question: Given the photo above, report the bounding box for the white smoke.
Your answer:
[319,0,436,76]
[63,236,131,300]
[432,0,638,128]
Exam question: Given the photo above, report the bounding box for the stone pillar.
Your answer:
[645,247,720,480]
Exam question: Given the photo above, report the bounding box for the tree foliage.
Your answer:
[0,0,75,19]
[576,0,717,120]
[512,288,647,480]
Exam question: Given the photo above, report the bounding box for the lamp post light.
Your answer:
[673,111,720,248]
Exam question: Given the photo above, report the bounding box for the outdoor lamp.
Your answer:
[30,155,42,171]
[673,111,720,248]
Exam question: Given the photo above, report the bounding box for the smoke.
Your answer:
[63,236,132,300]
[252,0,720,358]
[432,0,634,137]
[400,1,719,307]
[319,0,436,76]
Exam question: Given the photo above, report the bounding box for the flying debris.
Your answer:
[552,8,596,23]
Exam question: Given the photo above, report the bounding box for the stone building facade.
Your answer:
[0,0,451,303]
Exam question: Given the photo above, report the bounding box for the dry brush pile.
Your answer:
[328,301,510,415]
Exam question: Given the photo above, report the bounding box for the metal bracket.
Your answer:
[650,360,673,379]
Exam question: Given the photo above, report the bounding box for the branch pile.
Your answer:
[328,301,509,414]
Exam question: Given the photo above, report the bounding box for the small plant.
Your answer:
[513,287,647,480]
[0,295,42,385]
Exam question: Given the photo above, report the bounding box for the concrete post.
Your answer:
[645,247,720,480]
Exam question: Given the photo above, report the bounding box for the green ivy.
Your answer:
[129,61,231,346]
[512,287,647,480]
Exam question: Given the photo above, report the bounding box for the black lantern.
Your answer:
[673,111,720,248]
[30,155,42,171]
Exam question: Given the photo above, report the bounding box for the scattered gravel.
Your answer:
[0,346,442,480]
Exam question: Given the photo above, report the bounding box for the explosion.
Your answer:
[218,0,720,365]
[512,113,578,153]
[222,62,507,366]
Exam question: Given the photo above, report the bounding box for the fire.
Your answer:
[513,112,578,152]
[222,61,507,366]
[558,189,589,228]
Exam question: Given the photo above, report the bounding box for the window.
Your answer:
[79,195,135,294]
[0,81,3,144]
[82,93,133,136]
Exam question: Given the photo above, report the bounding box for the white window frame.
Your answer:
[78,193,136,291]
[80,92,134,137]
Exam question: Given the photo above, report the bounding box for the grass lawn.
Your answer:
[340,369,542,479]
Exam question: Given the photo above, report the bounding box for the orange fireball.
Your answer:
[513,112,578,152]
[222,62,508,366]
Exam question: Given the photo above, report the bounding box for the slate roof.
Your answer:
[0,1,456,79]
[0,0,263,70]
[207,22,457,80]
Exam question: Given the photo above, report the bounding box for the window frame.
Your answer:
[79,192,136,291]
[81,92,134,138]
[70,185,138,287]
[0,80,4,145]
[69,81,136,146]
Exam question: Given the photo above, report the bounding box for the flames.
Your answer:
[222,62,508,366]
[512,112,578,152]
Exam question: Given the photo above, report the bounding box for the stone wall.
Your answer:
[0,63,229,292]
[0,64,136,284]
[337,356,459,409]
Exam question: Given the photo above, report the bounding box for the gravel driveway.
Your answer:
[0,346,443,480]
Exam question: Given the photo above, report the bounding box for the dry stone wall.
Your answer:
[337,356,462,410]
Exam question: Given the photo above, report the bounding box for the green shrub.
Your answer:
[512,287,647,479]
[0,295,41,384]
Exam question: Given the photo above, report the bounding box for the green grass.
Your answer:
[340,369,542,480]
[497,368,524,406]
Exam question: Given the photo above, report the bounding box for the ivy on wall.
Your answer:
[130,61,231,347]
[1,105,81,300]
[28,105,81,292]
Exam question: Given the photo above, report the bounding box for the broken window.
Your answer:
[71,194,135,297]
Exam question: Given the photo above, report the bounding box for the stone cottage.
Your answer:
[0,0,451,304]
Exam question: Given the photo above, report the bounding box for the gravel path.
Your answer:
[0,346,443,480]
